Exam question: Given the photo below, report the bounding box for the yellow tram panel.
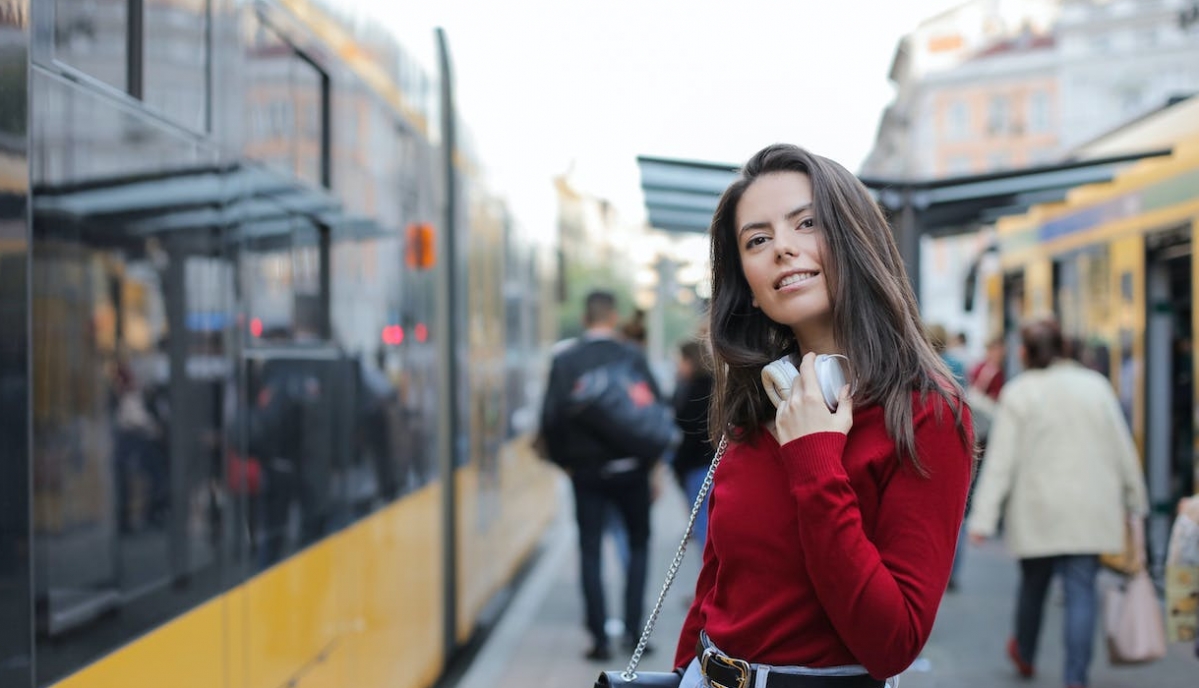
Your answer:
[50,598,228,688]
[456,436,559,642]
[1023,258,1054,318]
[345,487,445,688]
[52,483,448,688]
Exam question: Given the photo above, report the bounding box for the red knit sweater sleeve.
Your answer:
[779,396,971,679]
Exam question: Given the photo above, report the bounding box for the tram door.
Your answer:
[1144,229,1194,576]
[235,215,363,687]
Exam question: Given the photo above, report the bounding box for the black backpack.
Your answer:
[567,357,678,461]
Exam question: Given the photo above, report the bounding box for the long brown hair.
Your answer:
[707,144,967,470]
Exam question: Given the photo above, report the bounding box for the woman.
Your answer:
[967,317,1148,688]
[674,144,973,688]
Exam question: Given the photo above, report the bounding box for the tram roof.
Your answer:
[637,150,1171,237]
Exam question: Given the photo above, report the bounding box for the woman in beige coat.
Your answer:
[967,318,1148,688]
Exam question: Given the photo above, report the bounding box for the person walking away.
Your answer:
[540,290,663,661]
[967,317,1148,688]
[968,335,1006,402]
[671,338,715,549]
[928,323,967,387]
[603,308,653,573]
[674,144,973,688]
[927,323,972,591]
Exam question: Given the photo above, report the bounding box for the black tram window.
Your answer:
[29,133,236,686]
[46,0,212,133]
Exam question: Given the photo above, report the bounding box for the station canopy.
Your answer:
[636,151,1171,238]
[34,163,381,252]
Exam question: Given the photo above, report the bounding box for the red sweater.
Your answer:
[673,392,971,680]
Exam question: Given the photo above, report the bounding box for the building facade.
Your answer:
[863,0,1199,354]
[1057,0,1199,150]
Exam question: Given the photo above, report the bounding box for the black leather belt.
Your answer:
[696,641,884,688]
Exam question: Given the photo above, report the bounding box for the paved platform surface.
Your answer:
[452,474,1198,688]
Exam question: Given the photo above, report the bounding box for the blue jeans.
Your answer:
[572,470,651,647]
[949,519,966,585]
[1014,554,1099,687]
[605,504,630,569]
[683,467,711,550]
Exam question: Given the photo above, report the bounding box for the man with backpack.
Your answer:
[540,290,668,662]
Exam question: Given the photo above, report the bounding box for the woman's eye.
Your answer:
[797,218,815,231]
[745,235,768,249]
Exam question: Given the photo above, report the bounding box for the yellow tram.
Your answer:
[989,122,1199,560]
[0,1,562,687]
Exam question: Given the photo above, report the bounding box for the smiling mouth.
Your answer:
[775,271,819,289]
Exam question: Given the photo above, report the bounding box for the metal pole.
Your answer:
[165,239,191,583]
[897,190,921,302]
[0,2,34,685]
[434,27,460,662]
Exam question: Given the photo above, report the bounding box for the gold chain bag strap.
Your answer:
[594,436,729,688]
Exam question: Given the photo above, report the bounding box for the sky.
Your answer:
[358,0,969,233]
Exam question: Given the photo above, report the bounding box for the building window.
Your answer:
[1136,27,1157,49]
[1121,84,1145,114]
[1028,90,1051,133]
[946,155,974,176]
[1029,147,1057,166]
[987,95,1010,135]
[946,100,970,141]
[988,151,1010,171]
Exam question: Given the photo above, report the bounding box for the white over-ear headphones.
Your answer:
[761,354,850,412]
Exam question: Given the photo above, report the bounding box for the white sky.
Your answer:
[360,0,968,233]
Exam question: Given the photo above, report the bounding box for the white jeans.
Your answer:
[678,656,901,688]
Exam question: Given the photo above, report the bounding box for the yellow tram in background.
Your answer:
[988,122,1199,567]
[0,1,561,687]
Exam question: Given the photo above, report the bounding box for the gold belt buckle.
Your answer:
[701,647,751,688]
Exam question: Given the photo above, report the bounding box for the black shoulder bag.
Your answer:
[594,436,728,688]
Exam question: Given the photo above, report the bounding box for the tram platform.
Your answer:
[449,472,1198,688]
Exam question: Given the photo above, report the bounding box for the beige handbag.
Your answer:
[1165,496,1199,643]
[1099,517,1144,576]
[1104,515,1166,664]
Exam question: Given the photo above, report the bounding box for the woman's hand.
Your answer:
[775,352,853,445]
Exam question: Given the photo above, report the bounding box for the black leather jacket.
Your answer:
[539,334,662,476]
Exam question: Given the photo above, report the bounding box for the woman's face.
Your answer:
[734,171,833,340]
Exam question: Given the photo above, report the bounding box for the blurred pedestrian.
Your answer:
[949,331,969,365]
[621,308,648,347]
[946,333,1005,591]
[601,309,654,574]
[967,316,1148,688]
[540,290,662,661]
[671,338,714,549]
[968,334,1006,402]
[927,323,967,387]
[673,144,973,688]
